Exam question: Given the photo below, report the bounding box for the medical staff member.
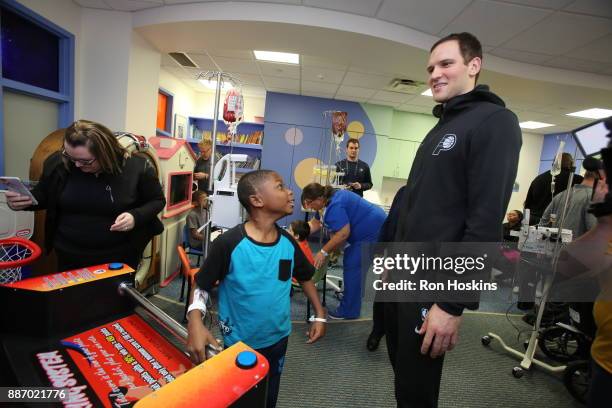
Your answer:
[302,183,386,319]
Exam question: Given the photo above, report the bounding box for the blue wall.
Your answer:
[262,92,377,226]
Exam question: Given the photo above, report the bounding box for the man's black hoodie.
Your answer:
[394,85,522,315]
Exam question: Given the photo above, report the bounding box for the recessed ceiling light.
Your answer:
[421,88,433,97]
[566,108,612,119]
[519,121,555,129]
[253,50,299,64]
[198,78,233,91]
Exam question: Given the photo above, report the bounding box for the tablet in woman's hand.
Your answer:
[0,176,39,205]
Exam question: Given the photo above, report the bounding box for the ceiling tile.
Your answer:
[257,62,300,79]
[301,91,336,99]
[377,0,472,35]
[501,12,612,55]
[514,110,556,121]
[439,1,552,47]
[301,55,348,71]
[490,48,555,64]
[267,88,299,96]
[188,53,218,70]
[505,97,551,111]
[371,90,413,103]
[232,0,301,3]
[232,73,264,86]
[545,55,605,73]
[368,99,401,108]
[564,0,612,18]
[342,71,393,89]
[336,85,377,99]
[335,95,369,103]
[568,33,612,63]
[301,80,340,94]
[536,104,585,115]
[104,0,162,11]
[73,0,112,9]
[301,66,345,84]
[263,77,300,91]
[207,49,255,60]
[211,56,260,75]
[303,0,383,17]
[493,0,574,9]
[161,53,180,67]
[163,0,221,3]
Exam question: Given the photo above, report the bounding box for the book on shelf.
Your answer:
[217,131,264,146]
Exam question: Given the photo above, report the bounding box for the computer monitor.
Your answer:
[572,118,610,158]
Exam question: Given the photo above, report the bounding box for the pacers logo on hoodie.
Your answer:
[432,134,456,156]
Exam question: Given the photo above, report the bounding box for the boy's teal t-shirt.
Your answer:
[195,223,314,349]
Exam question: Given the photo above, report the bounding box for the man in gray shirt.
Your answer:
[539,158,601,239]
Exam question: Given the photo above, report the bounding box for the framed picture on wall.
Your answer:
[173,114,188,139]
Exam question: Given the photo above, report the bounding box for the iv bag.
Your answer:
[551,141,566,177]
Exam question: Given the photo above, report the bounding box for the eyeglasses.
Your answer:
[61,149,96,165]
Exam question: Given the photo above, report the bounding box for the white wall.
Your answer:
[125,31,161,136]
[79,8,132,131]
[158,68,197,119]
[507,131,544,214]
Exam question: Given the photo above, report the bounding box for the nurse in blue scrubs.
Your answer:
[301,183,386,319]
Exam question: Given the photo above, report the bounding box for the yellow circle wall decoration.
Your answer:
[294,157,322,189]
[347,121,365,139]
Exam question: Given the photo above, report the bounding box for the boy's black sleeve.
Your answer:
[195,235,231,291]
[287,233,315,282]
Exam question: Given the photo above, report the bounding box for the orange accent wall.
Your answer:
[157,92,168,131]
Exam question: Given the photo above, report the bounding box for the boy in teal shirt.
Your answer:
[187,170,326,408]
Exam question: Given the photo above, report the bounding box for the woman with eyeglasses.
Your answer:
[5,119,165,272]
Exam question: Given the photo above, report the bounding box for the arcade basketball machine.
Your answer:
[0,237,270,407]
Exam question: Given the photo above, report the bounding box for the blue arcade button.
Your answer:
[235,351,257,369]
[108,263,124,270]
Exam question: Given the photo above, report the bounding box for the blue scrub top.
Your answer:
[323,190,386,244]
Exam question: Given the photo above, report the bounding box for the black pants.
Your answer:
[589,359,612,408]
[55,249,140,272]
[385,302,445,408]
[371,301,385,336]
[256,336,289,408]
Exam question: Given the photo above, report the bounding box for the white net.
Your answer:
[0,242,34,284]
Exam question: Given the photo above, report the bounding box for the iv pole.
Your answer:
[483,140,580,378]
[195,71,241,260]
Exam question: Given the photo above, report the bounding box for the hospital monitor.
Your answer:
[573,118,610,158]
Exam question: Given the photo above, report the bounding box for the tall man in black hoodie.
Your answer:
[385,33,522,407]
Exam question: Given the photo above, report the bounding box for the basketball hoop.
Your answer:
[0,237,42,284]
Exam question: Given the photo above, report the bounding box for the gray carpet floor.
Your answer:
[151,278,582,408]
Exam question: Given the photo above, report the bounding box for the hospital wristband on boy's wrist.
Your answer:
[187,288,209,320]
[309,315,327,323]
[320,249,329,257]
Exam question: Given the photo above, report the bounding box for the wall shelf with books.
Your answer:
[188,116,264,146]
[187,116,264,172]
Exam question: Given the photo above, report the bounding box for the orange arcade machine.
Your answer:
[0,252,269,408]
